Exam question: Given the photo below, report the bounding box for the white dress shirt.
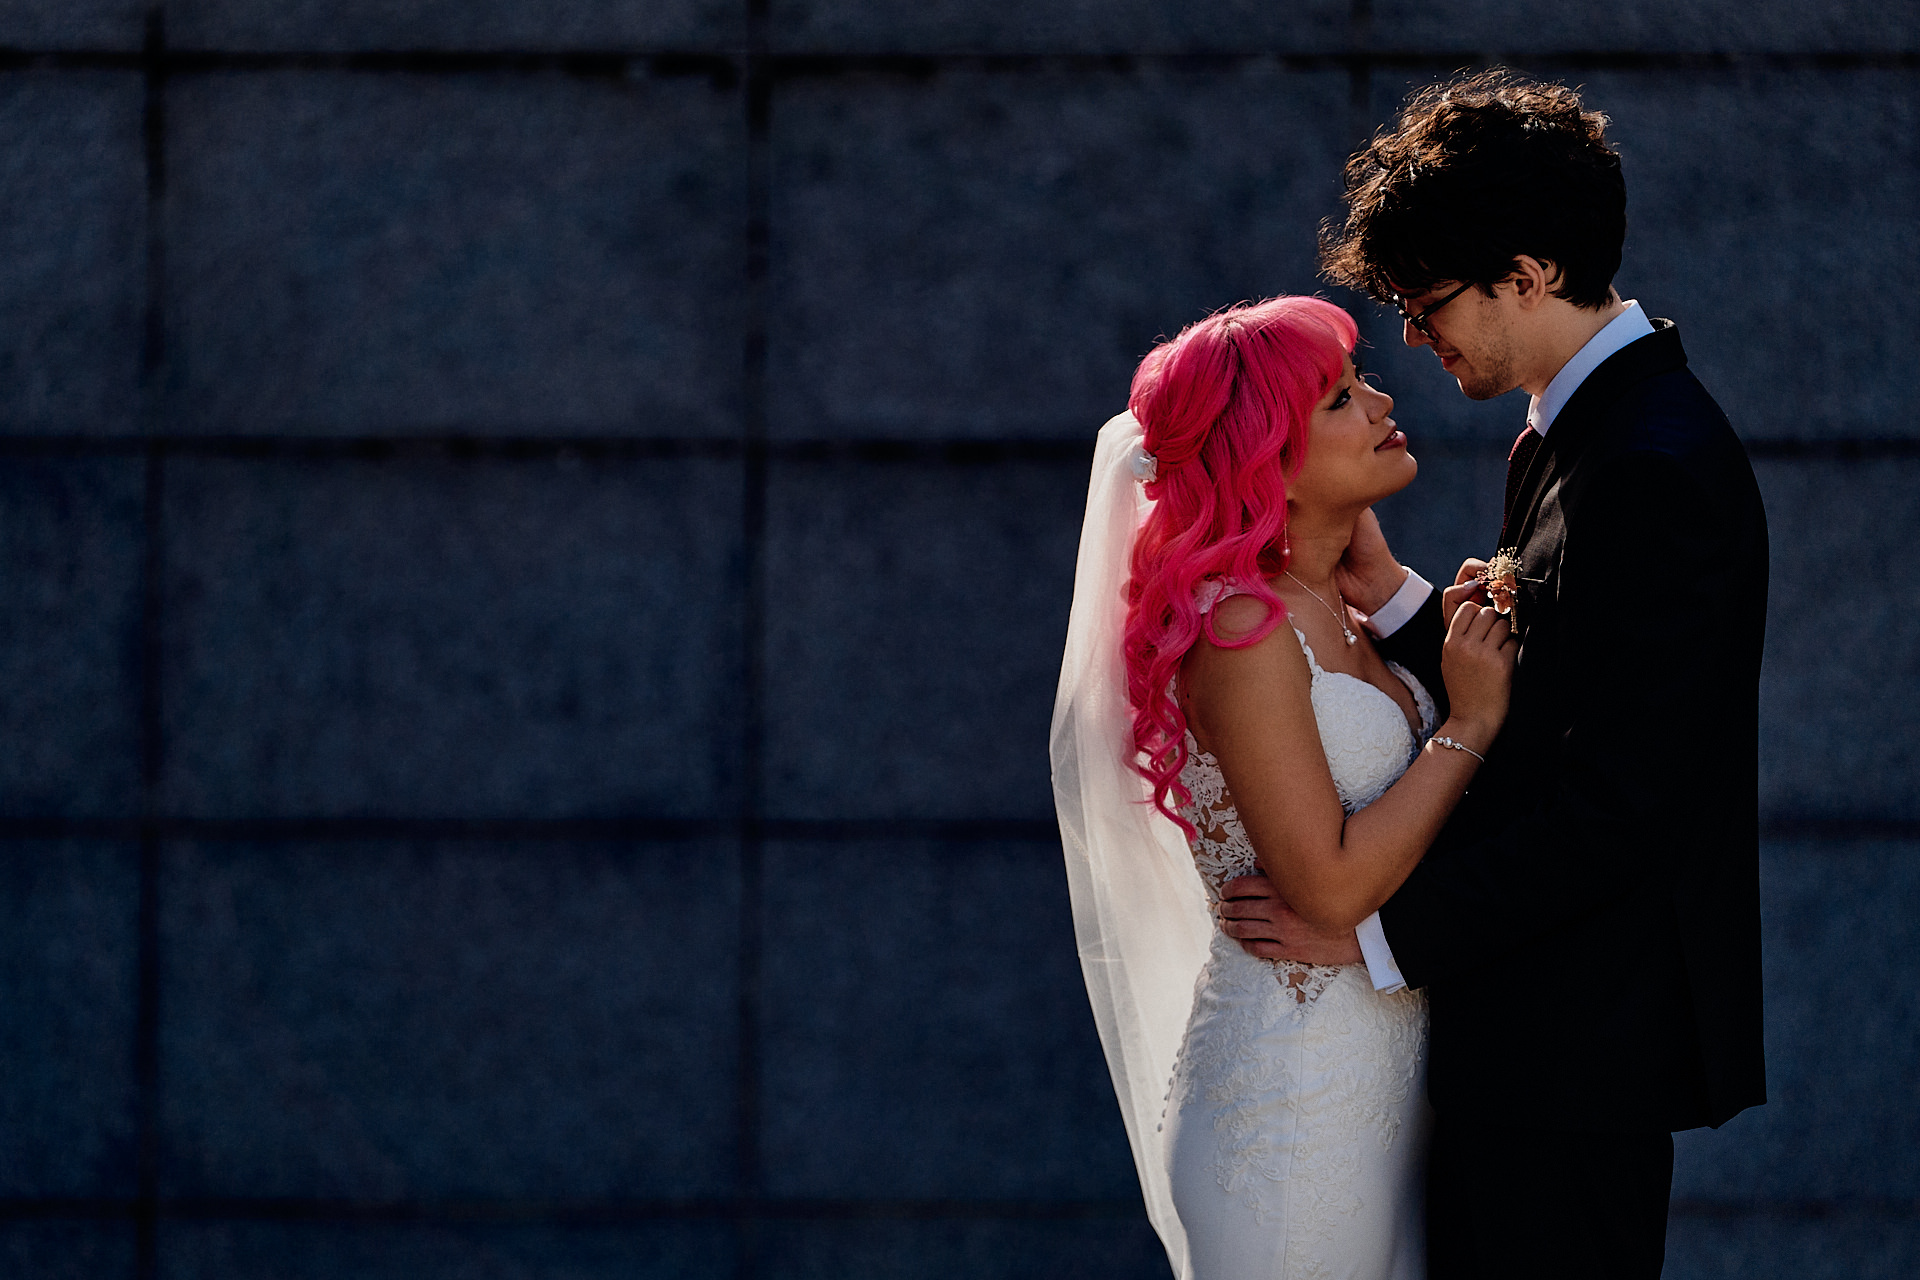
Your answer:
[1528,300,1654,436]
[1350,300,1654,994]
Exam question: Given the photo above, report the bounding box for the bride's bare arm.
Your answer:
[1184,593,1516,932]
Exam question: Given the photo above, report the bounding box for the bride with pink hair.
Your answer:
[1052,295,1516,1278]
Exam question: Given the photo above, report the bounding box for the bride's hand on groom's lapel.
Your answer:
[1217,873,1365,966]
[1441,559,1495,623]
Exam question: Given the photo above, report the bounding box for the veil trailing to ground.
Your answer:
[1050,410,1213,1277]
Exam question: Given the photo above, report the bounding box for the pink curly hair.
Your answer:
[1122,295,1358,834]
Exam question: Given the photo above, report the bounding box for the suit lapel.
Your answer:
[1507,320,1690,552]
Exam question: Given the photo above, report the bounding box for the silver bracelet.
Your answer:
[1430,735,1485,763]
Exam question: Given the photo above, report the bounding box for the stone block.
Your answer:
[1665,1211,1920,1279]
[1596,69,1919,441]
[759,838,1136,1201]
[0,456,145,818]
[762,1218,1169,1280]
[0,72,145,436]
[770,0,1346,54]
[160,1221,733,1279]
[159,837,741,1200]
[168,0,739,50]
[160,454,742,820]
[1366,0,1920,53]
[0,841,141,1199]
[1672,840,1920,1203]
[1753,458,1920,821]
[164,70,743,436]
[0,1221,136,1279]
[763,455,1081,821]
[768,67,1353,438]
[0,0,144,50]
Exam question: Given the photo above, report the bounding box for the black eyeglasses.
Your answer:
[1393,281,1474,340]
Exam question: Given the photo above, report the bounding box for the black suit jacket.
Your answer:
[1377,320,1769,1132]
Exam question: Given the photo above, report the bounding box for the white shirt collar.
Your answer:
[1526,300,1655,437]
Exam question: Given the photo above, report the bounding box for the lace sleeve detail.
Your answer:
[1175,613,1419,1011]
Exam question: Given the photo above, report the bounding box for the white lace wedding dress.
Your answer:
[1163,593,1434,1280]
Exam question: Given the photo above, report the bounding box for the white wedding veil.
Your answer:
[1050,410,1213,1277]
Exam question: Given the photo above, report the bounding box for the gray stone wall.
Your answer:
[0,3,1913,1277]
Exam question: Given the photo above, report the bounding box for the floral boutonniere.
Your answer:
[1476,547,1523,634]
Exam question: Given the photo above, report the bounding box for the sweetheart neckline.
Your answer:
[1290,623,1427,740]
[1185,661,1428,764]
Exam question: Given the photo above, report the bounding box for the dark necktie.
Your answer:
[1502,425,1543,542]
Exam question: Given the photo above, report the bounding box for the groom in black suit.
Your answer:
[1222,70,1768,1278]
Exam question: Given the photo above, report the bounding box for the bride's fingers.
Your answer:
[1462,604,1504,645]
[1441,580,1487,615]
[1446,597,1480,639]
[1449,599,1504,643]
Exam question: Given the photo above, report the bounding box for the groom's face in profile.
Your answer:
[1397,280,1521,402]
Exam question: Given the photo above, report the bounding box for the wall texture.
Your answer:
[0,2,1915,1277]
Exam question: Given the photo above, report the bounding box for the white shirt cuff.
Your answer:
[1355,912,1408,994]
[1355,568,1432,639]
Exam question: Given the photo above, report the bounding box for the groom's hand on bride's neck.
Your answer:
[1333,508,1410,615]
[1218,874,1366,966]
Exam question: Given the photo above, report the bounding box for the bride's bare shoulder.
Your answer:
[1206,592,1283,644]
[1183,596,1310,684]
[1180,595,1316,758]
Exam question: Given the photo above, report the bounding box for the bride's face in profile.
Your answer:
[1285,352,1415,517]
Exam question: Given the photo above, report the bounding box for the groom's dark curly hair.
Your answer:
[1320,69,1626,310]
